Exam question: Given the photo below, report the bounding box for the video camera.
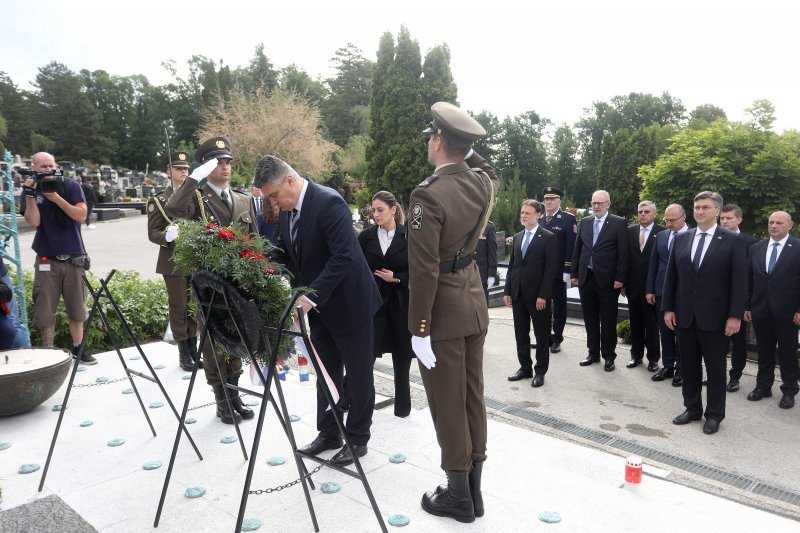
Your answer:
[18,168,63,194]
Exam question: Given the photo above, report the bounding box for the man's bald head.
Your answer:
[768,211,793,241]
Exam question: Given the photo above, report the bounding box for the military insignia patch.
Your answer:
[148,202,155,213]
[216,140,226,149]
[410,203,424,230]
[178,153,186,160]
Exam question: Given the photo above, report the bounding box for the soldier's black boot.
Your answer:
[187,337,203,369]
[177,340,193,371]
[469,462,484,517]
[227,375,254,420]
[212,385,241,425]
[421,471,475,523]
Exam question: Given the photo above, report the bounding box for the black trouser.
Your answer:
[310,314,374,446]
[751,317,800,395]
[578,270,619,360]
[512,297,551,375]
[85,203,94,225]
[390,353,412,417]
[628,292,660,363]
[676,320,727,421]
[549,277,567,344]
[655,297,681,371]
[727,322,749,379]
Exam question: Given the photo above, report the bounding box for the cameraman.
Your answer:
[20,152,94,364]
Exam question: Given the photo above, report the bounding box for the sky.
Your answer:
[2,0,800,132]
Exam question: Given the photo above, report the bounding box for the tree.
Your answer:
[746,99,776,131]
[279,64,327,106]
[322,44,373,148]
[492,169,527,239]
[245,43,279,93]
[640,120,800,235]
[198,88,337,184]
[550,124,579,204]
[496,111,550,198]
[365,32,395,192]
[0,73,37,155]
[421,44,457,107]
[339,134,369,179]
[690,104,727,124]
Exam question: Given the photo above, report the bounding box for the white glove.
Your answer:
[487,276,496,287]
[165,224,180,243]
[189,158,219,181]
[563,273,571,283]
[412,335,436,369]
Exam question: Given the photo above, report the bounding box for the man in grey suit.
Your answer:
[743,211,800,409]
[662,191,747,435]
[571,190,629,372]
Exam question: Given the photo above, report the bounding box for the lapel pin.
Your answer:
[717,236,722,239]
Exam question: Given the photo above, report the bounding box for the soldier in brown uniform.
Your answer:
[163,137,258,425]
[146,151,200,372]
[408,102,499,523]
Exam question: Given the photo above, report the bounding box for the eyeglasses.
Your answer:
[590,201,609,206]
[663,216,685,223]
[693,205,716,212]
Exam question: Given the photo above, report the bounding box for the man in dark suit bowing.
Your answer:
[743,211,800,409]
[504,200,559,387]
[254,154,382,466]
[571,190,629,371]
[625,200,665,371]
[646,204,690,386]
[663,191,747,434]
[720,204,760,393]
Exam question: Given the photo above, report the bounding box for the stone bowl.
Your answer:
[0,348,72,416]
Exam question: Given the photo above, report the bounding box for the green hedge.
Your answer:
[11,269,169,354]
[616,319,632,344]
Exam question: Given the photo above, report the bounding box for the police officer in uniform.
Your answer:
[164,137,258,425]
[540,186,576,353]
[147,151,200,372]
[408,102,499,523]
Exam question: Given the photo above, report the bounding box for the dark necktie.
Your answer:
[290,209,300,250]
[546,215,552,225]
[767,242,779,275]
[692,232,707,270]
[254,197,262,219]
[220,190,232,218]
[668,231,677,252]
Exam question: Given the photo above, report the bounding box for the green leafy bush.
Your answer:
[11,268,168,354]
[616,319,632,344]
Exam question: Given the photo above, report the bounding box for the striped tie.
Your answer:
[290,209,300,250]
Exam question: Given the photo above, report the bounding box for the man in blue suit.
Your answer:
[662,191,747,435]
[255,155,382,466]
[646,204,689,386]
[744,211,800,409]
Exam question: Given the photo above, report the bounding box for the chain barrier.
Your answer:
[248,457,333,495]
[72,377,130,388]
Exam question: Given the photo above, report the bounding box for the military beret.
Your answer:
[423,102,486,143]
[195,136,233,163]
[167,151,191,169]
[542,186,564,199]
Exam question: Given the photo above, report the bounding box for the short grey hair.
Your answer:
[592,189,611,202]
[665,203,686,217]
[253,155,299,189]
[694,190,723,210]
[638,200,657,212]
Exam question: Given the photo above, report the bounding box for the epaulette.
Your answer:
[416,175,439,188]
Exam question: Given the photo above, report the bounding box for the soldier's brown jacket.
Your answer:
[162,178,258,237]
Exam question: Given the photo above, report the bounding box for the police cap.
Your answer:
[422,102,486,143]
[195,136,233,163]
[167,151,191,169]
[542,186,564,199]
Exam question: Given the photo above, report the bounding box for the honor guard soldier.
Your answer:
[408,102,499,523]
[147,151,200,372]
[540,186,577,353]
[164,137,259,425]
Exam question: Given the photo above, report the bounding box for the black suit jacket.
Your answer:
[662,226,747,331]
[271,180,381,334]
[504,226,559,302]
[747,236,800,320]
[358,224,409,308]
[571,213,629,288]
[626,223,665,298]
[738,232,759,257]
[646,227,691,298]
[474,221,498,287]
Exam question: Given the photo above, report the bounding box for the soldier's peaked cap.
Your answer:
[542,186,564,199]
[195,136,233,163]
[423,102,486,143]
[167,151,191,169]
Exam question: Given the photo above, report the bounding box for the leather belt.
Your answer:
[439,256,474,274]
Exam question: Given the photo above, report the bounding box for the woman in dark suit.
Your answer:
[358,191,414,417]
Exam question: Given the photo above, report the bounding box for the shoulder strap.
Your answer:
[149,195,172,225]
[456,169,495,259]
[194,189,213,224]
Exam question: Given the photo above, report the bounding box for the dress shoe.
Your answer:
[672,371,683,387]
[604,360,615,372]
[579,355,600,367]
[626,358,642,369]
[507,368,533,381]
[329,444,368,467]
[672,410,702,425]
[551,342,561,353]
[646,361,659,372]
[726,378,740,393]
[532,374,544,388]
[747,388,772,401]
[703,419,720,434]
[652,367,674,382]
[779,394,795,409]
[300,434,343,456]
